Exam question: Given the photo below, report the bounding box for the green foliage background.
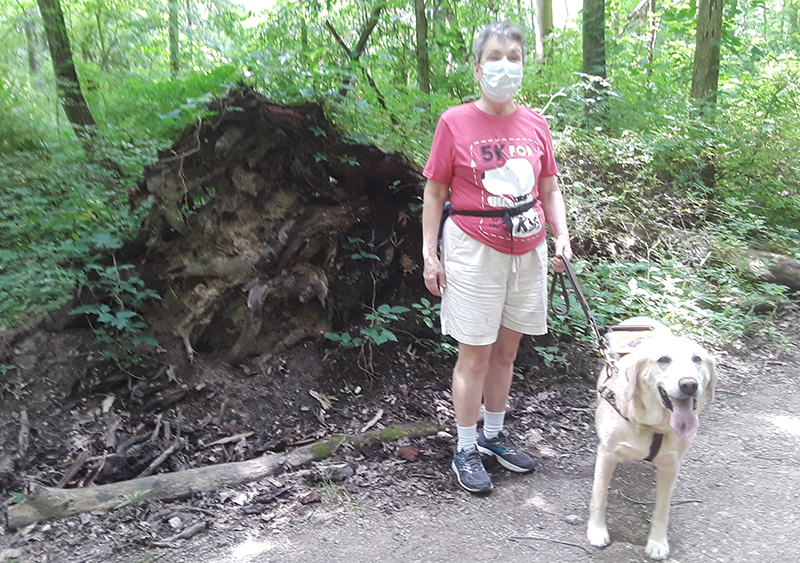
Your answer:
[1,0,799,347]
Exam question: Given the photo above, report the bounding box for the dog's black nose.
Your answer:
[679,377,699,395]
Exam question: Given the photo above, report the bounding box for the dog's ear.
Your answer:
[703,353,717,402]
[624,355,651,402]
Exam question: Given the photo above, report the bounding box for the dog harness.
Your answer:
[599,327,666,462]
[551,258,665,462]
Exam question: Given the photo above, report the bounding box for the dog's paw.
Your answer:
[587,524,610,548]
[645,539,670,560]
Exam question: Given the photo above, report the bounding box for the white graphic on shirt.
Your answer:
[480,158,542,238]
[481,158,535,207]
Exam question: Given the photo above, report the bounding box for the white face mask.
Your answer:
[479,58,524,103]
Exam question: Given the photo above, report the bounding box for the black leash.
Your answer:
[549,256,604,350]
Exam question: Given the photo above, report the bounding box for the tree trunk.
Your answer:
[414,0,430,94]
[353,3,384,59]
[789,1,800,36]
[184,0,194,28]
[534,0,553,63]
[646,0,661,72]
[36,0,97,139]
[691,0,724,106]
[94,6,109,72]
[169,0,180,77]
[582,0,606,79]
[25,14,40,75]
[582,0,607,119]
[324,7,395,121]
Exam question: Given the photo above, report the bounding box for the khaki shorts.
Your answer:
[440,218,548,346]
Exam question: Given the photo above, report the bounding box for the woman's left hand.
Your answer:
[550,234,572,273]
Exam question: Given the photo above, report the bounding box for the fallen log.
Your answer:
[6,421,437,530]
[747,250,800,292]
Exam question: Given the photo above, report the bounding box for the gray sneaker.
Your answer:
[451,447,493,494]
[477,431,536,473]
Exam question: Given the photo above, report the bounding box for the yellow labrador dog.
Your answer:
[587,317,717,560]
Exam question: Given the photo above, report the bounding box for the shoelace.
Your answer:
[460,449,484,472]
[489,434,519,454]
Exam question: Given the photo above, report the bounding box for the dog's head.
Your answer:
[624,335,717,439]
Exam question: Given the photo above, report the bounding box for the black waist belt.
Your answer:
[447,200,536,237]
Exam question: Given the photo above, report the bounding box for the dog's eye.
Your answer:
[657,355,672,365]
[692,354,702,365]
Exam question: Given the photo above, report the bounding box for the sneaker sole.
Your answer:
[477,445,536,474]
[451,460,493,494]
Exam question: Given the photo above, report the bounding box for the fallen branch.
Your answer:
[6,421,437,530]
[361,409,383,433]
[137,440,181,478]
[204,432,254,448]
[509,535,593,555]
[18,410,30,456]
[723,248,800,291]
[152,521,208,547]
[618,491,703,506]
[81,452,106,487]
[715,388,745,396]
[56,451,90,488]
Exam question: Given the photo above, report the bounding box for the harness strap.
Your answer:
[645,433,664,462]
[600,384,665,461]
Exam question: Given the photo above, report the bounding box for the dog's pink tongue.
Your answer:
[670,397,699,438]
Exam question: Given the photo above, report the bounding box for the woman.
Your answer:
[421,22,572,494]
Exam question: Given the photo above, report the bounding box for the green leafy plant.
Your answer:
[412,297,440,330]
[324,331,363,348]
[411,297,458,357]
[115,489,152,509]
[71,257,160,366]
[336,236,381,286]
[8,491,26,505]
[325,304,409,349]
[344,236,380,261]
[339,155,360,166]
[533,346,568,369]
[362,304,409,345]
[325,303,409,373]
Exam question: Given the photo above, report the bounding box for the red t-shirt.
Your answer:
[423,102,559,255]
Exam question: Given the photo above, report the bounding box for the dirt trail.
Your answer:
[3,305,799,563]
[32,307,792,563]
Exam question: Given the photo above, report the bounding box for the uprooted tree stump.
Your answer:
[0,86,433,509]
[6,422,438,530]
[119,85,424,363]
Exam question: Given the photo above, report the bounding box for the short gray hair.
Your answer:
[472,22,527,65]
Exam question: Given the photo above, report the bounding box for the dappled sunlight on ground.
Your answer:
[769,414,800,438]
[521,490,556,512]
[231,537,283,559]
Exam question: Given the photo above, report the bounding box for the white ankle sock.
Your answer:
[456,424,478,452]
[482,409,505,440]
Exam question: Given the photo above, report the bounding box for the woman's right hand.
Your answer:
[423,256,446,297]
[421,179,450,298]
